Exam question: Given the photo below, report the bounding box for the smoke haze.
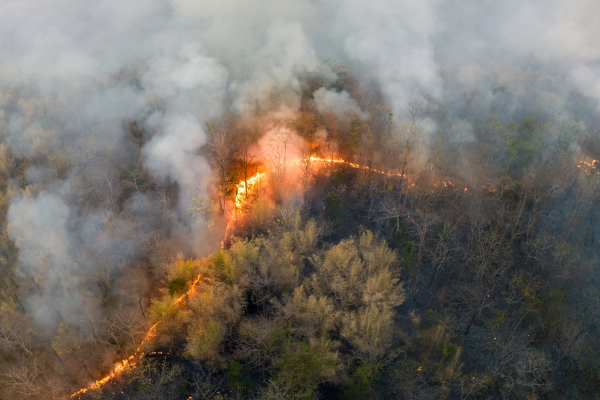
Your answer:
[1,0,599,345]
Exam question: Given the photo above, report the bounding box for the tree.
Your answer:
[379,112,399,174]
[187,194,219,230]
[397,123,426,176]
[407,208,436,279]
[206,122,234,215]
[236,126,261,200]
[427,219,459,287]
[100,305,147,354]
[288,112,320,205]
[405,98,429,124]
[267,127,293,205]
[450,224,511,335]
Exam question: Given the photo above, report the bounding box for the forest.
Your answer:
[1,62,600,399]
[1,0,600,399]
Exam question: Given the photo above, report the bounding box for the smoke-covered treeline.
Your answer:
[0,0,599,398]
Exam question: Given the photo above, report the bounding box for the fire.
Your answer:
[71,172,266,398]
[576,159,600,175]
[69,273,203,398]
[221,171,265,248]
[308,156,457,190]
[309,156,408,178]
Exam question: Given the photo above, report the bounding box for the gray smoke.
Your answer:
[313,88,369,121]
[1,0,599,332]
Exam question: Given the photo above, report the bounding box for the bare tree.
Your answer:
[0,312,34,358]
[267,128,293,205]
[100,305,147,354]
[427,219,460,287]
[288,113,319,205]
[206,122,234,215]
[0,360,46,398]
[407,208,436,280]
[397,123,427,177]
[450,224,511,335]
[460,88,481,119]
[405,99,429,124]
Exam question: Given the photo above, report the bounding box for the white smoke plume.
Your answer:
[313,88,369,121]
[230,22,335,119]
[7,194,84,328]
[143,115,212,208]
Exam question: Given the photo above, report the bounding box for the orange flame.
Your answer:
[69,273,203,398]
[309,156,408,178]
[308,157,458,190]
[71,172,267,398]
[576,159,600,175]
[221,171,265,248]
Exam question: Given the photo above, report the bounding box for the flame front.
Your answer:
[221,171,265,248]
[309,156,407,178]
[69,273,203,398]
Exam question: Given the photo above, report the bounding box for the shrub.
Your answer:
[324,192,343,220]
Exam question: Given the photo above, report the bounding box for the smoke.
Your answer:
[7,194,83,327]
[313,88,369,121]
[434,0,600,114]
[340,0,441,109]
[144,115,211,208]
[230,22,334,119]
[2,0,600,334]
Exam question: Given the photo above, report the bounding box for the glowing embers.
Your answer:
[576,159,600,175]
[433,181,454,188]
[69,273,202,398]
[221,171,265,248]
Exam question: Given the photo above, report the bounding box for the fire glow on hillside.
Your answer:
[69,154,592,398]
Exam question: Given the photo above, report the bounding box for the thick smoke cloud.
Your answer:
[434,0,600,111]
[230,22,334,119]
[144,115,211,207]
[313,88,368,121]
[340,0,441,109]
[7,194,82,327]
[2,0,600,332]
